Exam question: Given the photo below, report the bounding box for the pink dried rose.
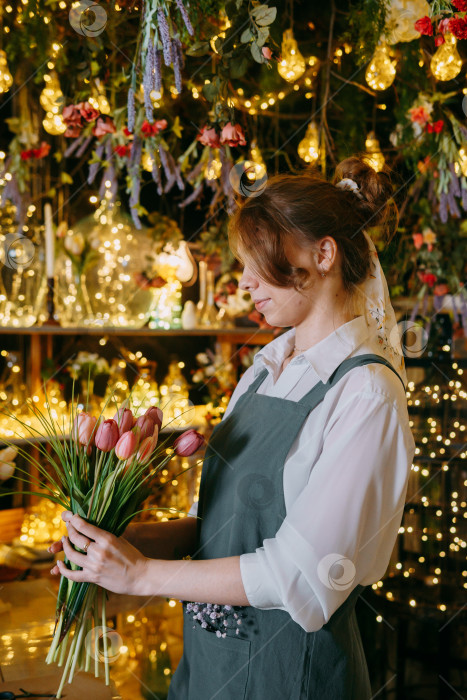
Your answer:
[79,101,100,122]
[196,125,221,148]
[220,121,247,147]
[92,115,116,138]
[62,104,83,126]
[408,106,431,126]
[412,233,424,250]
[173,429,205,457]
[262,46,272,60]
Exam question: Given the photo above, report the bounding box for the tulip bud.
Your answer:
[115,430,138,460]
[136,432,158,465]
[73,412,97,452]
[95,419,120,453]
[135,414,156,441]
[173,429,205,457]
[144,406,163,429]
[113,407,134,437]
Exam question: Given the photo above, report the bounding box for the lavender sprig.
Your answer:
[154,46,163,92]
[127,87,136,133]
[143,47,155,123]
[172,38,183,93]
[175,0,194,36]
[157,8,173,67]
[87,142,105,185]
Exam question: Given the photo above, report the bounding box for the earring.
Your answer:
[321,272,326,278]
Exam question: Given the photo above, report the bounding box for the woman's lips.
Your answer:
[254,298,270,312]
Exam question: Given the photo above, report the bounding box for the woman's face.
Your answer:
[238,262,316,328]
[238,236,340,328]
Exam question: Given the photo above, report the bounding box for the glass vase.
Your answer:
[54,254,94,327]
[81,205,160,328]
[0,204,46,327]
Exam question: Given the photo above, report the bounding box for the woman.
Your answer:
[50,156,416,699]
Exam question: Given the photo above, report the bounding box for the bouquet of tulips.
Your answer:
[1,394,204,698]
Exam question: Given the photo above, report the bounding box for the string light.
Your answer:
[297,121,319,164]
[365,43,396,91]
[364,132,385,172]
[430,34,462,81]
[277,28,306,82]
[0,49,13,94]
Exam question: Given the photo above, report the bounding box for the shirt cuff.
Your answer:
[239,550,283,609]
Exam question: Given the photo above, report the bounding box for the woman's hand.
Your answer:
[50,512,149,596]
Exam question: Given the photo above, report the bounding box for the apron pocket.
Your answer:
[188,628,251,700]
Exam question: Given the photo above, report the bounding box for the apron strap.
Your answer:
[297,353,406,409]
[246,368,269,394]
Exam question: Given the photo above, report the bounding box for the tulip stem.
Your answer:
[87,451,105,519]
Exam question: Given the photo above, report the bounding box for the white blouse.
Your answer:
[187,315,416,633]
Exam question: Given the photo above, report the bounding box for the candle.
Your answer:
[44,203,54,278]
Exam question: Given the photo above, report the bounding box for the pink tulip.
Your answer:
[144,406,163,429]
[136,428,159,466]
[113,407,134,437]
[95,419,119,453]
[135,414,156,441]
[72,412,97,455]
[173,429,205,457]
[115,430,138,460]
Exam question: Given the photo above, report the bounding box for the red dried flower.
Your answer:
[414,16,433,36]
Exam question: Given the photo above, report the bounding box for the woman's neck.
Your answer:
[293,304,357,352]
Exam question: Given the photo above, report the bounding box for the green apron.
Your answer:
[168,353,405,699]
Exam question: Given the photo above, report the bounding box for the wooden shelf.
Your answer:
[0,325,275,341]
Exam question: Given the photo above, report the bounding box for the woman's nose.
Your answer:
[239,266,259,292]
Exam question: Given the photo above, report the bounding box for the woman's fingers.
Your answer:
[56,558,89,582]
[47,540,63,554]
[67,513,107,543]
[61,535,87,568]
[66,520,92,552]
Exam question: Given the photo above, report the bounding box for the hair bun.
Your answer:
[333,155,396,231]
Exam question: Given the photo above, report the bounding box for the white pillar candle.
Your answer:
[44,203,54,278]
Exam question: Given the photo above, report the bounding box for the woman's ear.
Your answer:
[315,236,338,272]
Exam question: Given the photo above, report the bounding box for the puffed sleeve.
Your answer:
[239,392,415,633]
[187,365,257,520]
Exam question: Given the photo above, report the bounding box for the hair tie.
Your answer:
[336,178,364,200]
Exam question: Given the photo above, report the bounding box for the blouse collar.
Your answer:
[253,315,373,385]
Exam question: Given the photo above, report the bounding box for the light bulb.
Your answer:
[298,121,319,164]
[42,112,67,135]
[142,152,153,172]
[365,43,396,90]
[244,141,267,181]
[277,29,306,82]
[205,150,222,180]
[364,132,385,172]
[0,50,13,94]
[430,34,462,81]
[40,71,63,113]
[458,147,467,178]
